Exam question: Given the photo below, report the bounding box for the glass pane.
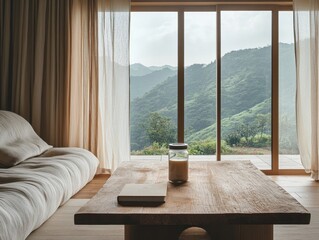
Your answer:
[221,11,272,170]
[184,12,216,160]
[130,12,178,159]
[279,12,302,169]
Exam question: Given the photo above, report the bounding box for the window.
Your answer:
[221,11,272,170]
[185,12,216,158]
[130,12,177,158]
[130,3,300,174]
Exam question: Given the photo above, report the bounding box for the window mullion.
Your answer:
[271,10,279,173]
[178,11,185,143]
[216,7,221,161]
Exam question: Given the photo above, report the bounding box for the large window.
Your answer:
[130,4,300,173]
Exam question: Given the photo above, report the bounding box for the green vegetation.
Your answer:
[145,112,176,146]
[130,43,298,155]
[132,140,231,155]
[132,142,168,155]
[130,67,177,99]
[188,140,231,155]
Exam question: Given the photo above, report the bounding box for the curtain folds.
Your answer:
[98,0,131,170]
[0,0,68,146]
[0,0,130,172]
[65,0,101,164]
[294,0,319,180]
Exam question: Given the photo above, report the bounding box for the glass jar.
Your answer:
[168,143,188,184]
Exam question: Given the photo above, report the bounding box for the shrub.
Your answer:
[252,134,271,148]
[189,140,232,155]
[221,140,232,154]
[131,142,168,155]
[132,140,232,156]
[238,134,271,148]
[225,132,241,146]
[189,140,216,155]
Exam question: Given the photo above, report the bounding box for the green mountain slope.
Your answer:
[130,43,296,150]
[130,68,177,100]
[149,65,177,71]
[130,63,153,76]
[188,99,271,142]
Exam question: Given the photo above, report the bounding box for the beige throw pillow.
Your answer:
[0,111,52,167]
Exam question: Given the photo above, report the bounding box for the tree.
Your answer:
[225,131,241,146]
[238,122,258,146]
[255,113,270,137]
[145,112,176,145]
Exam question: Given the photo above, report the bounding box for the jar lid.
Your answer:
[169,143,188,149]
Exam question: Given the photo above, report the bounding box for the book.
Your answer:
[117,183,167,206]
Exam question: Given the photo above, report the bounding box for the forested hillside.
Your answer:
[130,43,297,154]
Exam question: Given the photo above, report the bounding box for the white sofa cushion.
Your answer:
[0,111,52,167]
[0,147,99,240]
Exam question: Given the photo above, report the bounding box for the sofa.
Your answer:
[0,111,99,240]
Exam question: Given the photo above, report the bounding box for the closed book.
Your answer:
[117,183,167,206]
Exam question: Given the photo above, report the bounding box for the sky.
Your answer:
[130,11,294,67]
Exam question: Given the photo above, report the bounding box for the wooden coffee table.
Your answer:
[74,160,310,240]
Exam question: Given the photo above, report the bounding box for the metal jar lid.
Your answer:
[169,143,188,150]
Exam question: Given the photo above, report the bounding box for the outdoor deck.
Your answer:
[131,154,304,170]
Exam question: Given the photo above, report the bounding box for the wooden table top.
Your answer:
[74,160,310,225]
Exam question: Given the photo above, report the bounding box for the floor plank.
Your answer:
[72,174,110,199]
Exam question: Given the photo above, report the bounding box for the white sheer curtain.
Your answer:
[98,0,131,171]
[294,0,319,180]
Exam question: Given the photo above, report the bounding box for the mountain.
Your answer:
[130,43,296,150]
[148,65,177,71]
[187,43,296,144]
[188,99,271,141]
[130,63,177,77]
[130,68,177,100]
[130,63,153,76]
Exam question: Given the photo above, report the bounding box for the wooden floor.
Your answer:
[27,174,319,240]
[72,174,110,199]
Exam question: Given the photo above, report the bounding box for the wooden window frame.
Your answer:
[130,1,308,175]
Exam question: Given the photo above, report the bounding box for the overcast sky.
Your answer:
[130,11,294,67]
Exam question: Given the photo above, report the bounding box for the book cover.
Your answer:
[117,183,167,206]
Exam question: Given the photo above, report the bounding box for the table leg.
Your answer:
[239,225,273,240]
[125,224,273,240]
[206,224,273,240]
[125,225,186,240]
